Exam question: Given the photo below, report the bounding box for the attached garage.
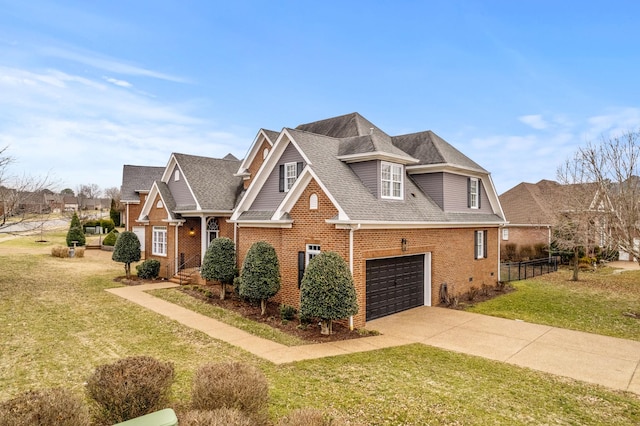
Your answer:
[366,254,431,321]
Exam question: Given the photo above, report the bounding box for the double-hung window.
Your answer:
[279,162,303,192]
[468,177,480,209]
[474,230,487,259]
[381,162,403,199]
[152,226,167,256]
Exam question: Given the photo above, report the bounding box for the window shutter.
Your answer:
[474,231,478,259]
[279,164,285,192]
[297,162,303,177]
[298,251,305,288]
[467,178,471,208]
[483,230,488,258]
[478,181,482,209]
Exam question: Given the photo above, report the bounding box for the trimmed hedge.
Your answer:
[136,259,161,279]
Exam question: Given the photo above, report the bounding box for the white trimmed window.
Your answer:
[306,244,321,266]
[207,218,219,246]
[174,169,180,181]
[285,162,297,192]
[152,226,167,256]
[475,230,487,259]
[381,162,403,199]
[309,193,318,210]
[502,228,509,241]
[469,177,480,209]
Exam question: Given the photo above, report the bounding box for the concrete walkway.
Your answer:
[107,283,640,395]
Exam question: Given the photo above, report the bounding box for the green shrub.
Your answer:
[300,251,358,335]
[180,408,253,426]
[238,241,280,315]
[277,408,349,426]
[102,230,118,246]
[280,304,297,321]
[86,356,174,424]
[82,219,99,232]
[112,231,141,278]
[191,362,269,425]
[201,237,237,300]
[110,198,121,226]
[0,388,90,426]
[136,259,161,279]
[66,212,86,247]
[100,218,115,233]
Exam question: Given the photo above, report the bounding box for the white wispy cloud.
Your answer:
[518,114,548,130]
[104,76,132,88]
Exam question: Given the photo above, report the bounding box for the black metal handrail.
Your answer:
[500,256,560,282]
[166,253,201,284]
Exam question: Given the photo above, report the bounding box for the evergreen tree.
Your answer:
[238,241,280,315]
[109,198,120,227]
[112,231,141,279]
[65,212,85,247]
[200,237,236,300]
[300,251,358,335]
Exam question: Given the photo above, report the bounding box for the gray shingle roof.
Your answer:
[172,153,243,211]
[155,181,179,221]
[263,129,280,144]
[393,131,487,171]
[296,112,385,139]
[121,165,164,202]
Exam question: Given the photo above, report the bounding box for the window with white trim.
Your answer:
[285,162,297,192]
[469,177,480,209]
[381,162,403,199]
[502,228,509,241]
[474,230,487,259]
[152,226,167,256]
[306,244,321,266]
[174,169,180,181]
[206,218,219,246]
[309,193,318,210]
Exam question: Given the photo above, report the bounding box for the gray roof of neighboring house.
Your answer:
[121,165,164,202]
[287,128,502,223]
[172,153,244,211]
[392,131,487,171]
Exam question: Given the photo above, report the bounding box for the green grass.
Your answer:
[148,288,307,346]
[1,233,639,424]
[468,267,640,340]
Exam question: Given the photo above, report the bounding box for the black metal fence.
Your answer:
[500,256,560,282]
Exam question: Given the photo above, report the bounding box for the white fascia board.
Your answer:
[330,220,506,230]
[231,129,311,221]
[229,220,293,228]
[174,210,233,216]
[337,151,419,165]
[235,129,276,176]
[161,154,201,211]
[275,167,349,221]
[484,173,506,220]
[138,183,172,222]
[406,163,487,176]
[160,154,178,182]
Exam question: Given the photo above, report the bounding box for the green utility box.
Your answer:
[113,408,178,426]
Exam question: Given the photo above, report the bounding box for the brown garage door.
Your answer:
[366,254,425,321]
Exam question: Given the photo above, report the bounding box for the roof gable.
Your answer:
[121,165,164,202]
[296,112,386,138]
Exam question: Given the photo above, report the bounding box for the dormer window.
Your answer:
[468,177,480,209]
[381,162,403,200]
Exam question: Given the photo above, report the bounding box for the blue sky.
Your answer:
[1,1,639,195]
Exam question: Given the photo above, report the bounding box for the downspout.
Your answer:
[349,223,361,330]
[497,226,501,282]
[201,216,206,263]
[125,204,130,231]
[174,225,179,275]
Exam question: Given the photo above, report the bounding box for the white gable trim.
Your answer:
[137,182,181,223]
[160,154,201,210]
[235,129,276,177]
[337,151,419,165]
[274,167,349,221]
[231,129,312,221]
[406,163,487,176]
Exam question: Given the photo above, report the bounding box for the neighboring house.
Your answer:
[230,112,506,327]
[135,154,243,279]
[63,196,79,212]
[498,180,556,258]
[44,193,64,213]
[120,165,165,233]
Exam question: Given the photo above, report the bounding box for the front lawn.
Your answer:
[1,232,639,424]
[467,266,640,341]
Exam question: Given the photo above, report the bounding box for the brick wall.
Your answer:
[500,226,550,254]
[125,193,149,231]
[145,193,177,279]
[244,139,272,190]
[237,178,500,328]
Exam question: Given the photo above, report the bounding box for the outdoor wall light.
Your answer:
[189,227,196,237]
[401,238,407,251]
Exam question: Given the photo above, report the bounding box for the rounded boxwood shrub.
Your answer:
[112,231,141,278]
[102,229,118,246]
[0,388,90,426]
[136,259,161,279]
[86,356,174,424]
[238,241,280,315]
[180,408,253,426]
[191,362,269,425]
[200,237,237,300]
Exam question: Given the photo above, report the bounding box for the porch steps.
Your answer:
[169,267,201,285]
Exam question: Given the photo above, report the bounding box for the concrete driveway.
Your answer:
[369,306,640,395]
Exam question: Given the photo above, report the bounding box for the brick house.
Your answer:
[230,113,506,328]
[134,153,243,279]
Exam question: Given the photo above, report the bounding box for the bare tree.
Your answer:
[103,186,121,203]
[0,146,52,229]
[578,131,640,265]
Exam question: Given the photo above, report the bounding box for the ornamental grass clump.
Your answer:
[85,356,174,424]
[191,361,269,425]
[179,408,253,426]
[0,388,90,426]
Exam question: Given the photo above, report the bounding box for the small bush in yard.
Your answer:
[280,304,297,321]
[86,356,174,424]
[111,231,141,279]
[102,230,118,246]
[191,362,269,425]
[51,246,69,258]
[180,408,253,426]
[0,388,90,426]
[136,259,161,279]
[277,408,349,426]
[238,241,280,315]
[200,237,237,300]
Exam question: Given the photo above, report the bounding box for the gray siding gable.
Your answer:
[413,172,492,213]
[167,164,196,208]
[412,173,444,209]
[250,143,305,211]
[349,161,380,198]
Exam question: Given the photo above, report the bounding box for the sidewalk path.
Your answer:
[107,283,640,395]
